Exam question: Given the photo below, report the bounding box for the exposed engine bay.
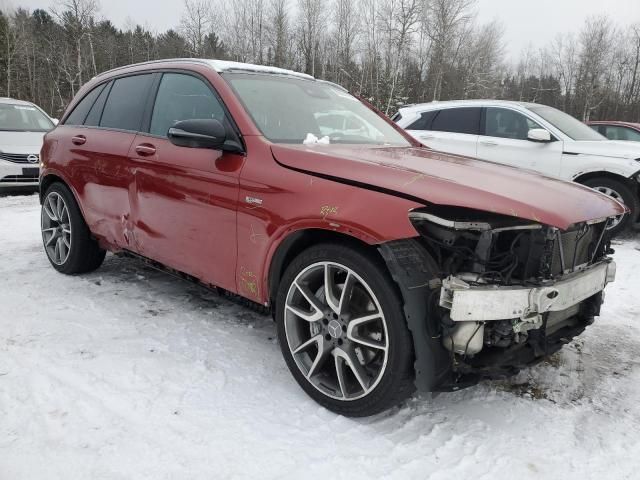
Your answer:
[407,208,616,381]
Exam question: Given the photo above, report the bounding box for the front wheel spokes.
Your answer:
[285,261,389,401]
[293,335,329,378]
[333,347,370,395]
[346,313,387,351]
[324,264,341,314]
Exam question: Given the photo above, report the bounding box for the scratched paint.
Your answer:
[403,173,427,186]
[320,205,339,220]
[249,224,267,244]
[239,267,259,298]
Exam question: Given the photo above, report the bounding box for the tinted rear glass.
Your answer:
[64,83,106,126]
[431,107,481,135]
[407,111,437,130]
[100,74,153,131]
[84,82,111,127]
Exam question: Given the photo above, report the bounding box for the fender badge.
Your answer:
[245,196,263,206]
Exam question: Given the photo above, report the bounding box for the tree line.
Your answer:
[1,0,639,122]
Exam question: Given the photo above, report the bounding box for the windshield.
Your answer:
[526,105,605,141]
[223,73,410,146]
[0,103,54,132]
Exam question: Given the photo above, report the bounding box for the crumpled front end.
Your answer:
[399,207,618,388]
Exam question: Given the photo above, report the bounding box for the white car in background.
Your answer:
[394,100,640,235]
[0,97,56,190]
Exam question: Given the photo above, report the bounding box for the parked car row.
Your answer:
[588,121,640,142]
[393,100,640,236]
[0,98,57,189]
[37,59,624,416]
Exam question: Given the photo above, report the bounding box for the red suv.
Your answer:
[40,59,624,416]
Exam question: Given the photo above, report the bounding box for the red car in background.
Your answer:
[588,121,640,142]
[39,59,623,416]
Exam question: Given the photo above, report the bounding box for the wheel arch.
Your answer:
[39,172,92,228]
[573,170,637,187]
[267,228,386,308]
[266,229,452,392]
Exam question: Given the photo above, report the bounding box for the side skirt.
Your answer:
[116,250,270,315]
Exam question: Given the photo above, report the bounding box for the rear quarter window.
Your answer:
[64,83,106,126]
[407,111,437,130]
[431,107,481,135]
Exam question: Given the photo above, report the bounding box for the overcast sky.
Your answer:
[3,0,640,61]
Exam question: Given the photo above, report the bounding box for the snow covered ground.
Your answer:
[1,193,639,480]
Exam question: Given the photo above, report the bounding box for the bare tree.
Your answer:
[180,0,212,57]
[51,0,100,88]
[424,0,475,100]
[266,0,290,67]
[576,16,614,120]
[297,0,326,76]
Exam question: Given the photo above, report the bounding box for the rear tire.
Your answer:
[41,182,106,274]
[582,177,639,237]
[275,243,415,417]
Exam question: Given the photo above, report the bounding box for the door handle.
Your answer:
[135,144,156,156]
[71,135,86,145]
[479,140,498,146]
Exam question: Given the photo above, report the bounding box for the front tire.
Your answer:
[582,177,639,236]
[275,243,415,417]
[41,182,106,274]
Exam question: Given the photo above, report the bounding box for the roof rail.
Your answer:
[93,58,314,81]
[93,58,212,80]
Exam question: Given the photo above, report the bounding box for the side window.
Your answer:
[623,127,640,141]
[485,107,542,140]
[604,125,640,141]
[84,81,111,127]
[150,73,225,137]
[100,74,154,131]
[407,111,437,131]
[64,83,106,126]
[431,108,481,135]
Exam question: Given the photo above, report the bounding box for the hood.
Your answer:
[0,131,46,154]
[564,139,640,160]
[271,144,626,230]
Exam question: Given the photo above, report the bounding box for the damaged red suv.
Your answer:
[40,59,624,416]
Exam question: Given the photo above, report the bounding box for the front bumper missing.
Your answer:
[440,261,616,322]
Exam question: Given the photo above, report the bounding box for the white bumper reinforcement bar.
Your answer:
[440,261,616,322]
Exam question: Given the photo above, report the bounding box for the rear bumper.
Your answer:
[440,261,615,322]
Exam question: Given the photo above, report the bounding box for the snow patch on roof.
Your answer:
[206,60,314,80]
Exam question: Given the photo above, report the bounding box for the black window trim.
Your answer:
[85,80,113,127]
[136,68,246,154]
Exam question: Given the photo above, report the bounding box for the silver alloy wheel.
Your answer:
[592,185,625,229]
[284,261,389,401]
[41,191,72,265]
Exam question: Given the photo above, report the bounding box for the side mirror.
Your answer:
[51,118,59,126]
[527,128,552,142]
[168,119,226,149]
